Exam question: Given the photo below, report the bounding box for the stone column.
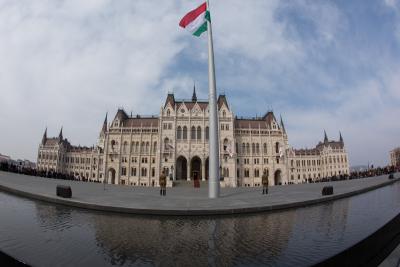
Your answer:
[202,158,206,181]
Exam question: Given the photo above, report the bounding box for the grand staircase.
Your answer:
[173,180,208,188]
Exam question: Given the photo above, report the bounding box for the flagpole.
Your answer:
[206,0,220,198]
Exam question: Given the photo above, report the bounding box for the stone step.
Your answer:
[173,180,208,188]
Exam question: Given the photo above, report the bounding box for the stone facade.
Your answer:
[37,91,350,187]
[390,147,400,168]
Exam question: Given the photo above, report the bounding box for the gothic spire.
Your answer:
[58,126,63,142]
[41,127,47,145]
[280,114,286,134]
[339,131,343,143]
[192,82,197,102]
[324,130,328,143]
[102,112,108,133]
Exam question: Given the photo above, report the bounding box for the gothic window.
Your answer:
[223,110,226,117]
[236,143,239,154]
[275,142,280,154]
[145,142,149,153]
[152,168,155,177]
[177,126,182,139]
[164,137,170,150]
[135,142,139,153]
[244,169,250,177]
[242,143,246,154]
[183,126,188,140]
[246,143,250,154]
[254,169,259,177]
[131,142,135,153]
[121,167,127,176]
[256,143,260,154]
[131,167,136,176]
[205,126,209,140]
[141,142,145,153]
[191,126,196,140]
[167,109,171,117]
[252,143,256,154]
[153,142,157,153]
[141,168,147,177]
[197,126,202,140]
[123,141,128,154]
[223,138,229,152]
[111,140,116,150]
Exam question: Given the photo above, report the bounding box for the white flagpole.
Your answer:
[206,0,220,198]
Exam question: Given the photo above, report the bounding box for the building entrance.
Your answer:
[274,170,282,185]
[190,157,201,180]
[176,156,187,180]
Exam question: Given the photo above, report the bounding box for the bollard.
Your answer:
[56,185,72,198]
[322,186,333,196]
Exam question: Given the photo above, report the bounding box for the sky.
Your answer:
[0,0,399,167]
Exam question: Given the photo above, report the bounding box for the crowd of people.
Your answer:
[0,162,101,183]
[1,161,399,187]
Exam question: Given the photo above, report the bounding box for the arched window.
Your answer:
[191,126,196,139]
[111,140,116,150]
[135,142,139,153]
[275,142,280,154]
[252,143,256,154]
[256,143,260,154]
[153,142,157,153]
[177,126,182,139]
[223,138,229,152]
[223,110,226,117]
[205,126,209,140]
[236,143,239,153]
[242,143,246,154]
[140,142,145,153]
[246,143,250,154]
[183,126,188,140]
[197,126,202,140]
[141,168,147,177]
[145,142,149,153]
[167,109,171,117]
[263,143,267,154]
[123,141,128,153]
[164,137,170,150]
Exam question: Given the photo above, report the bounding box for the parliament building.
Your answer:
[37,89,350,187]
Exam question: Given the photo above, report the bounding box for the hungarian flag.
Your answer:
[179,2,210,37]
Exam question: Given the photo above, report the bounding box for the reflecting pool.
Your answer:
[1,182,400,266]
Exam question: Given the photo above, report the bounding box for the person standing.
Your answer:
[262,170,269,195]
[159,169,167,196]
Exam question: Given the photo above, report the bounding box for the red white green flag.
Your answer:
[179,2,210,37]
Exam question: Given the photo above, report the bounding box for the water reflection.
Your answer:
[90,210,296,266]
[0,183,399,267]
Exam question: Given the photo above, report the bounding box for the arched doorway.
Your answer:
[176,156,187,180]
[108,168,116,184]
[205,157,209,180]
[274,170,282,186]
[190,156,202,180]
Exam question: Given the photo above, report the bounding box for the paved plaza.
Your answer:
[0,171,398,215]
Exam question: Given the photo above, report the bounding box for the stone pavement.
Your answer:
[0,171,398,216]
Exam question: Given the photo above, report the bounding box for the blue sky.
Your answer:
[0,0,399,167]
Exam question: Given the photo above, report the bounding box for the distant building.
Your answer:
[36,90,350,187]
[0,153,12,164]
[390,147,400,168]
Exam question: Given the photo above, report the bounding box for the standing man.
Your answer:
[262,170,269,195]
[159,169,167,196]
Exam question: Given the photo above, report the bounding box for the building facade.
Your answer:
[37,91,350,187]
[390,147,400,168]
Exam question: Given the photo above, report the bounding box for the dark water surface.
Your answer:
[1,182,400,267]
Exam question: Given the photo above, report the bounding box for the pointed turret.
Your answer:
[280,114,286,134]
[192,83,197,102]
[41,127,47,145]
[339,131,343,143]
[59,127,63,139]
[324,130,328,143]
[101,112,108,133]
